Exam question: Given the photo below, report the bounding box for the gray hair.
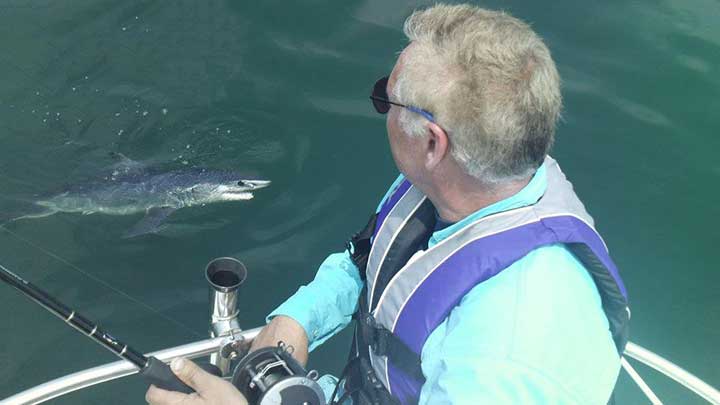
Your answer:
[395,4,561,183]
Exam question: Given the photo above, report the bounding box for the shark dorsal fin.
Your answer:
[108,152,146,177]
[109,151,137,166]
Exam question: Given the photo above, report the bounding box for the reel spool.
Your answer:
[231,342,325,405]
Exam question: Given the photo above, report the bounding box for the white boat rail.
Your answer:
[623,341,720,404]
[2,335,718,405]
[1,260,717,405]
[0,328,261,405]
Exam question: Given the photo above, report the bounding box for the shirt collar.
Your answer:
[428,163,547,247]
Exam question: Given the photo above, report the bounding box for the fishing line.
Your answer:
[0,261,219,394]
[0,224,202,339]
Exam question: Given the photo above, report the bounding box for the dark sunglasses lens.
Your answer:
[372,77,390,113]
[372,98,390,114]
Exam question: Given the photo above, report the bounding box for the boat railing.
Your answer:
[0,328,260,405]
[1,335,718,405]
[622,341,719,404]
[1,257,718,405]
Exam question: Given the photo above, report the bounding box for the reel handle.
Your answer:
[141,356,222,394]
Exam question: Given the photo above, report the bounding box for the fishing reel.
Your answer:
[231,341,325,405]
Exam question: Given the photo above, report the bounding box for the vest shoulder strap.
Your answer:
[567,243,630,353]
[358,311,424,382]
[346,213,378,281]
[341,284,411,405]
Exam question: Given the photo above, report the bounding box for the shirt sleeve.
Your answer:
[267,250,363,351]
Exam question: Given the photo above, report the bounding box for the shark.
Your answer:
[8,155,270,237]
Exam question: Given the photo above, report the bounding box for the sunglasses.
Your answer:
[369,76,436,123]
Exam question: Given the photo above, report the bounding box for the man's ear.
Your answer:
[425,122,449,170]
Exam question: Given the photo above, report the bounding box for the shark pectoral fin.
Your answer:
[122,206,176,238]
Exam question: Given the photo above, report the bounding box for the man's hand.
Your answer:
[145,358,248,405]
[250,315,309,366]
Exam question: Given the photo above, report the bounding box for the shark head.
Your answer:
[186,177,271,203]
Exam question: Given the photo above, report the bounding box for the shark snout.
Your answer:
[237,179,271,190]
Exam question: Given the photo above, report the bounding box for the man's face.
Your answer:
[386,47,425,183]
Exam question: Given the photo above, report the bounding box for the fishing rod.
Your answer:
[0,262,218,394]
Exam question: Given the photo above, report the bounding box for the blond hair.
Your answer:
[395,4,561,183]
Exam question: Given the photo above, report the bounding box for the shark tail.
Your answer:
[0,203,58,226]
[10,209,58,222]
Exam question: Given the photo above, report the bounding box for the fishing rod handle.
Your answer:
[141,357,222,394]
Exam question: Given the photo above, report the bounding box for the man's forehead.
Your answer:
[388,45,413,92]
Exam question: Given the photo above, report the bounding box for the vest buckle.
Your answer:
[372,328,390,356]
[363,314,391,357]
[360,358,385,391]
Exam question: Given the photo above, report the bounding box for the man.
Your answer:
[147,4,629,405]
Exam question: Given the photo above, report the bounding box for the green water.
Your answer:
[0,1,717,404]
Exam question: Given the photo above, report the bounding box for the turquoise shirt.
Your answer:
[269,164,620,404]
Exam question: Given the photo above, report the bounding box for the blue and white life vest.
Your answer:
[347,156,629,405]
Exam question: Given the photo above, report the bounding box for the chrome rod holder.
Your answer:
[205,257,247,376]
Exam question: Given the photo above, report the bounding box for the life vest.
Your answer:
[339,157,630,405]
